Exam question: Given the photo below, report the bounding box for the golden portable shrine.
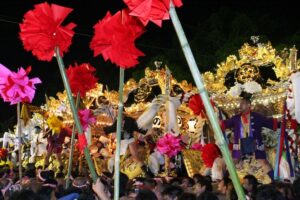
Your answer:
[4,39,300,184]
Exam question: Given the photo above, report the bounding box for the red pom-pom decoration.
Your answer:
[66,63,98,97]
[19,2,76,61]
[90,9,145,69]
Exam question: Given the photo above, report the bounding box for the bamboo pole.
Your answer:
[17,103,22,180]
[66,93,80,188]
[54,47,98,183]
[114,68,125,200]
[169,2,245,199]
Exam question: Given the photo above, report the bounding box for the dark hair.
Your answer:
[195,176,213,192]
[181,177,195,187]
[240,91,252,103]
[114,173,129,197]
[143,178,157,188]
[178,192,196,200]
[293,178,300,198]
[78,192,95,200]
[169,178,181,186]
[255,184,285,200]
[274,181,294,199]
[40,170,55,181]
[9,189,40,200]
[222,177,232,189]
[136,189,158,200]
[162,185,184,200]
[244,174,258,190]
[56,172,65,179]
[197,191,219,200]
[193,174,203,184]
[25,164,36,179]
[37,187,55,200]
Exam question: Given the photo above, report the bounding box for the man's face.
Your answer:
[243,178,252,192]
[217,180,227,194]
[239,100,250,113]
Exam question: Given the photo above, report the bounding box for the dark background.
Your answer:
[0,0,299,132]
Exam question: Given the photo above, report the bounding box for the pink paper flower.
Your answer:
[78,109,96,131]
[156,133,181,158]
[191,143,203,151]
[0,64,41,105]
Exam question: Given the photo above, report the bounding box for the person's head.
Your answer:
[136,189,158,200]
[197,191,219,200]
[8,189,40,200]
[72,177,89,191]
[0,178,13,198]
[193,174,203,184]
[243,174,258,193]
[96,141,103,149]
[178,192,196,200]
[239,92,252,114]
[38,179,58,200]
[39,170,55,182]
[25,164,36,179]
[239,99,251,114]
[255,184,285,200]
[181,177,195,188]
[162,185,184,200]
[217,177,232,194]
[275,182,294,200]
[169,178,181,186]
[143,178,157,190]
[194,176,212,195]
[293,178,300,199]
[115,172,129,197]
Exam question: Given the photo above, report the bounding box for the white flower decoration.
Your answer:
[243,81,262,94]
[228,83,243,97]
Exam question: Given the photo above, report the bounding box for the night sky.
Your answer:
[0,0,299,131]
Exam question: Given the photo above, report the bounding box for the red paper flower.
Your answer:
[19,2,76,61]
[123,0,183,27]
[188,94,215,117]
[156,133,181,158]
[201,143,221,168]
[0,64,41,105]
[66,63,98,97]
[78,109,96,132]
[90,9,145,69]
[0,148,8,159]
[78,134,88,153]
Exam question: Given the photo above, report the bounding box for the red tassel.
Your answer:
[78,134,88,152]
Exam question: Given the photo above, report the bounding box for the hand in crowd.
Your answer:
[92,178,109,200]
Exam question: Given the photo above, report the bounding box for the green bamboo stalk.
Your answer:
[54,47,98,183]
[169,2,245,200]
[66,93,80,188]
[114,68,125,200]
[17,102,22,180]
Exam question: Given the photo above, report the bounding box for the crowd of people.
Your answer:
[0,162,299,200]
[0,93,298,199]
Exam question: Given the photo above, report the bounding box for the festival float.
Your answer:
[2,38,299,186]
[0,2,299,199]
